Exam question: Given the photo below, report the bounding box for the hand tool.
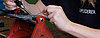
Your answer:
[14,0,42,15]
[14,0,30,14]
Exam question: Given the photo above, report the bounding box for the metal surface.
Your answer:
[6,20,33,38]
[31,16,53,38]
[8,14,49,20]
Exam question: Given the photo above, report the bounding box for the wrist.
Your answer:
[56,20,73,32]
[62,21,73,32]
[23,4,40,15]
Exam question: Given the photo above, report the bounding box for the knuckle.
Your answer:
[56,6,63,10]
[47,6,62,11]
[6,1,16,6]
[58,6,62,8]
[5,7,10,10]
[5,7,16,10]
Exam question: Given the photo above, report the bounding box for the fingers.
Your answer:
[48,11,56,19]
[42,9,49,16]
[6,1,16,6]
[42,5,64,24]
[5,5,18,10]
[43,5,63,16]
[43,5,63,17]
[50,18,55,24]
[46,5,57,14]
[3,0,18,10]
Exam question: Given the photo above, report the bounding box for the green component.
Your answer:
[25,0,38,4]
[45,20,58,30]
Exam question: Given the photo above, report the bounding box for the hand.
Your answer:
[3,0,42,15]
[3,0,29,10]
[3,0,18,10]
[43,5,72,30]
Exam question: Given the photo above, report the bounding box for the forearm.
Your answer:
[42,5,100,38]
[35,0,46,12]
[24,4,40,15]
[22,0,40,15]
[64,22,100,38]
[24,0,46,15]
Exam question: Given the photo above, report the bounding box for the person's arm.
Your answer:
[3,0,46,15]
[22,0,46,15]
[66,22,100,38]
[43,5,100,38]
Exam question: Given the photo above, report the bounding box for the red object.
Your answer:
[6,20,32,38]
[14,8,21,14]
[31,16,54,38]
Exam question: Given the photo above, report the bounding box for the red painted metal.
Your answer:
[14,8,21,14]
[5,13,54,38]
[6,20,32,38]
[31,16,54,38]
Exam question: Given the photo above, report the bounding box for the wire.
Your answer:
[0,33,6,37]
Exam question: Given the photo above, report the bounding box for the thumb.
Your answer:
[42,7,49,16]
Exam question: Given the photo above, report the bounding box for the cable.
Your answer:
[0,33,6,37]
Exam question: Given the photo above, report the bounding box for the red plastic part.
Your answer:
[14,8,21,14]
[6,20,32,38]
[31,16,54,38]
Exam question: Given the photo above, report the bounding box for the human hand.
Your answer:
[3,0,29,10]
[43,5,72,30]
[3,0,42,15]
[3,0,18,10]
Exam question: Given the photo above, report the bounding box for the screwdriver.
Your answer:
[13,0,49,20]
[14,0,31,14]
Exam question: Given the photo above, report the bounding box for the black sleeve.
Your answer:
[41,0,60,6]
